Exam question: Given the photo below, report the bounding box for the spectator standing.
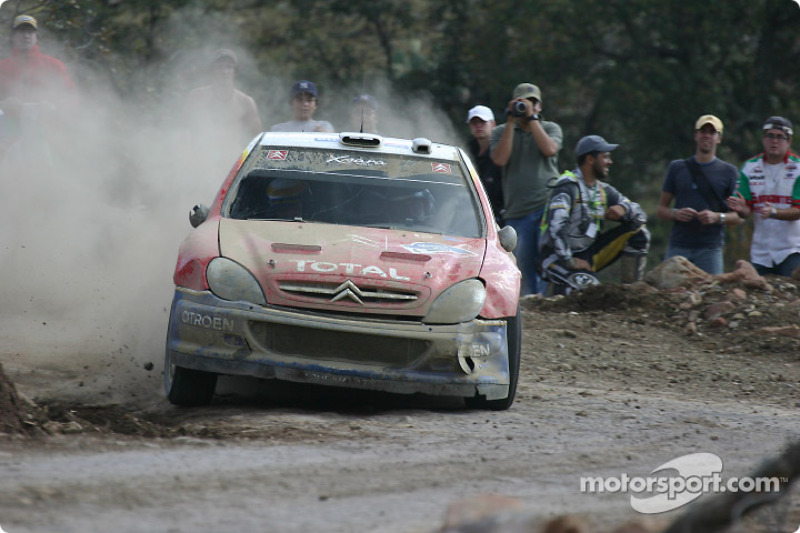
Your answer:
[270,80,334,133]
[349,93,379,134]
[0,14,77,163]
[539,135,650,292]
[727,116,800,277]
[466,105,503,224]
[491,83,562,295]
[656,115,742,274]
[185,49,263,147]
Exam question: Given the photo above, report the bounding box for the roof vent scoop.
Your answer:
[339,132,382,148]
[412,138,432,154]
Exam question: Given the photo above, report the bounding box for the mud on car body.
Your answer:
[165,131,522,410]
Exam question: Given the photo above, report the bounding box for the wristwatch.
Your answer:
[719,213,726,225]
[770,206,778,218]
[525,114,540,122]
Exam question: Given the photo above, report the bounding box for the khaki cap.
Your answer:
[695,114,723,133]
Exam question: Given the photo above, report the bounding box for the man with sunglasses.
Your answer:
[490,82,562,295]
[728,116,800,278]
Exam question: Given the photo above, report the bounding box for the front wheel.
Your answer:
[465,307,521,411]
[164,350,218,406]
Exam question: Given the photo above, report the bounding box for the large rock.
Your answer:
[645,257,773,292]
[716,260,772,291]
[644,256,711,290]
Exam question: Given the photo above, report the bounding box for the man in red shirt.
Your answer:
[0,14,77,161]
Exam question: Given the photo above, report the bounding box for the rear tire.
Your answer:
[164,350,218,406]
[465,307,521,411]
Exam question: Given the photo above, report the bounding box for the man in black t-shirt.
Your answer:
[656,114,742,274]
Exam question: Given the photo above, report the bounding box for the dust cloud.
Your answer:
[0,14,463,405]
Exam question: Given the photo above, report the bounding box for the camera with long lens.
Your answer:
[509,100,528,117]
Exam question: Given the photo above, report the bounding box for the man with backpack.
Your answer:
[539,135,650,294]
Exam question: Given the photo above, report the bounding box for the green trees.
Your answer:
[3,0,799,265]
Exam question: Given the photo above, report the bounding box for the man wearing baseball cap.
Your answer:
[490,82,563,295]
[656,115,742,274]
[466,105,503,223]
[0,14,77,159]
[184,48,264,184]
[186,49,263,143]
[270,80,334,133]
[538,135,650,294]
[728,116,800,278]
[349,93,379,134]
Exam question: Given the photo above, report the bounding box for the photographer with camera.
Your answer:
[491,82,562,295]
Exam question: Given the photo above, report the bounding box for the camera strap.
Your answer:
[684,158,729,213]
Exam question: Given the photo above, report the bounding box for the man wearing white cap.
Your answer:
[466,105,503,223]
[656,114,742,274]
[491,82,562,295]
[728,115,800,278]
[539,135,650,294]
[0,14,77,158]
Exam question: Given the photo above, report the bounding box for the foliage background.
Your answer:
[3,0,800,270]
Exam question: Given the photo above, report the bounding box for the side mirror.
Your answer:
[498,225,517,253]
[189,204,210,228]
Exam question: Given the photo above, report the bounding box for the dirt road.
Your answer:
[1,281,799,533]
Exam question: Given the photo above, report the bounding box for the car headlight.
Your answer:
[206,257,267,305]
[422,279,486,324]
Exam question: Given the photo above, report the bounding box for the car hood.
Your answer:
[218,219,487,315]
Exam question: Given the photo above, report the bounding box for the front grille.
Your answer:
[278,279,418,305]
[248,321,430,367]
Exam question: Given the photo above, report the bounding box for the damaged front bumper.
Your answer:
[166,288,511,399]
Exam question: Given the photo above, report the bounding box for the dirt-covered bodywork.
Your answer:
[165,132,521,409]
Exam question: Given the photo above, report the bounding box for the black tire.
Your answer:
[164,350,218,406]
[465,306,521,411]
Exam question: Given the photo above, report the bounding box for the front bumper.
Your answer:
[166,288,511,399]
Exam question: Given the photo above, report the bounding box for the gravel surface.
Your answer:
[1,279,799,533]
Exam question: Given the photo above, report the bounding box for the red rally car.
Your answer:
[165,132,522,409]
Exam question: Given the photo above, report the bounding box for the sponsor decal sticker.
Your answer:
[267,150,289,160]
[293,260,410,280]
[402,242,475,256]
[326,154,387,166]
[181,311,235,331]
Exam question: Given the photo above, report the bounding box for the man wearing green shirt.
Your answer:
[491,82,562,295]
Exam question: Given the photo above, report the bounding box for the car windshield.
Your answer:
[224,146,484,238]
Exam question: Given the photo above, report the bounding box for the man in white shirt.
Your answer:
[270,80,334,133]
[728,116,800,277]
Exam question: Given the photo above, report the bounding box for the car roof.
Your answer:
[255,132,463,161]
